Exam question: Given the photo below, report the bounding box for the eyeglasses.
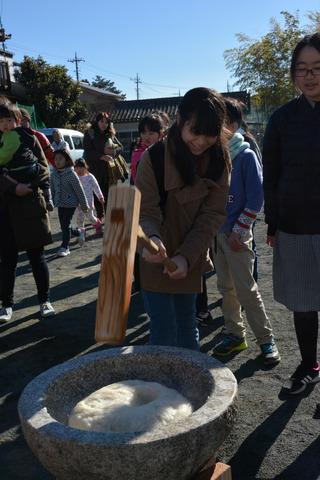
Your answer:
[295,67,320,77]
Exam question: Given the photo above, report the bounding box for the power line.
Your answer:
[8,42,195,93]
[9,42,68,61]
[67,52,85,82]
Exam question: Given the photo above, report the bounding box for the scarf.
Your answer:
[229,132,250,161]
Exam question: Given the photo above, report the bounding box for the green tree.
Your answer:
[224,10,320,114]
[15,56,88,126]
[91,75,126,99]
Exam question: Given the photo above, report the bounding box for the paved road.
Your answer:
[1,212,320,479]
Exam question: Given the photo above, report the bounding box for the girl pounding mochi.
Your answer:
[135,88,231,350]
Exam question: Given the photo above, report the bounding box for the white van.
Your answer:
[39,128,84,162]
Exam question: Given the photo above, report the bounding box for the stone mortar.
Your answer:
[18,345,237,480]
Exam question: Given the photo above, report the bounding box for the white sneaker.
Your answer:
[78,228,86,246]
[40,302,55,318]
[0,306,13,323]
[57,247,70,257]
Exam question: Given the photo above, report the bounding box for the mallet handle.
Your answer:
[137,226,177,272]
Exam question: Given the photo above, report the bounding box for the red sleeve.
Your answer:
[34,130,55,166]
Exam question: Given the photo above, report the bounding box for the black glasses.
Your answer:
[295,67,320,77]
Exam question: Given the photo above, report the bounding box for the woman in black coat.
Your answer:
[263,32,320,395]
[83,112,123,227]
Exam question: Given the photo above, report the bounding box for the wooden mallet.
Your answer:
[95,183,177,345]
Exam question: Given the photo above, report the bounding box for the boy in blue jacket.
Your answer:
[213,98,280,365]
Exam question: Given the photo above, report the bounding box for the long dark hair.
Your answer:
[167,87,230,185]
[91,112,115,137]
[290,32,320,81]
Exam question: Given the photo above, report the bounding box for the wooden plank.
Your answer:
[211,463,232,480]
[95,184,141,344]
[196,463,232,480]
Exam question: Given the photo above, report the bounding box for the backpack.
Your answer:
[148,140,167,216]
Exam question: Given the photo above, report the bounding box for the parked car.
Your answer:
[39,128,84,162]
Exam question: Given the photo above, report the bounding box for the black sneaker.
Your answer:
[196,311,213,326]
[283,362,320,395]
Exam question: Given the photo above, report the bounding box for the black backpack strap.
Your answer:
[148,140,167,216]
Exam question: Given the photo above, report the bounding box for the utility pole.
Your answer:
[0,18,12,92]
[130,73,141,100]
[68,52,85,82]
[0,18,11,54]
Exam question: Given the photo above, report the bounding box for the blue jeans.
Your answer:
[142,290,199,350]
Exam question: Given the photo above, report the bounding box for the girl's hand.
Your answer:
[227,232,245,251]
[104,146,114,156]
[100,154,113,162]
[99,197,105,204]
[266,235,275,247]
[164,254,188,279]
[15,183,32,196]
[142,236,167,264]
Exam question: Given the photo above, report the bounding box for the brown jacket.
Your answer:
[0,137,52,251]
[135,142,230,293]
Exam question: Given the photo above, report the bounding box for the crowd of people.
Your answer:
[0,32,320,396]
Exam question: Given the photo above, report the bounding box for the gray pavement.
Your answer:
[0,212,320,479]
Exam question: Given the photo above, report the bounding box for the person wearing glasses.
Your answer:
[263,32,320,395]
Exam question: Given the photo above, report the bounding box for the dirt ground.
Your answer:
[1,212,320,480]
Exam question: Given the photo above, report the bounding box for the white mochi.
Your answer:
[68,380,193,433]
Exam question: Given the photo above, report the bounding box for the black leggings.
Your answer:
[0,210,50,308]
[294,311,319,369]
[58,207,79,248]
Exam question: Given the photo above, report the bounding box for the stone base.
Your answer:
[19,346,237,480]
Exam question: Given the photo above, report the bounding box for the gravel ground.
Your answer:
[0,212,320,480]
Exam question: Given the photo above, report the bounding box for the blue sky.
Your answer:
[3,0,320,100]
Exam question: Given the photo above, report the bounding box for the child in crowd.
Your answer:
[19,108,55,167]
[212,98,280,365]
[151,110,171,135]
[51,129,69,151]
[74,158,104,238]
[224,98,261,283]
[50,150,89,257]
[0,102,54,211]
[130,114,164,184]
[195,99,262,325]
[263,32,320,394]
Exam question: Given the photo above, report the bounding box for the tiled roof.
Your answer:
[79,82,121,98]
[109,91,250,124]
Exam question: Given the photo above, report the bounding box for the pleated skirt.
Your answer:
[273,231,320,312]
